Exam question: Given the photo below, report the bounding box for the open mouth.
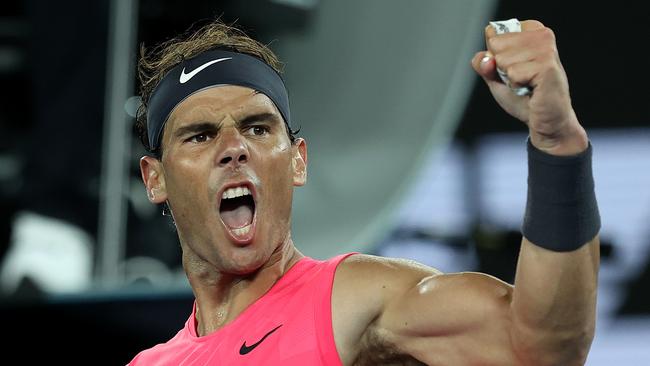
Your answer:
[219,185,256,241]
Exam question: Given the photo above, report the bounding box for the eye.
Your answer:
[186,132,211,143]
[247,125,270,136]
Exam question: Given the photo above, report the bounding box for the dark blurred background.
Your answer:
[0,1,648,364]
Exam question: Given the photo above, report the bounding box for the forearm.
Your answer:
[512,238,599,365]
[511,128,600,365]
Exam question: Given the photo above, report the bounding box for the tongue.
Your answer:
[220,203,253,229]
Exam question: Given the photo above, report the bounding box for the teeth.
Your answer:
[232,225,251,236]
[222,186,251,200]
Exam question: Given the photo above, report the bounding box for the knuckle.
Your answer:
[540,27,556,42]
[521,19,545,31]
[485,24,494,35]
[505,65,520,80]
[494,53,507,67]
[540,49,556,61]
[523,19,545,30]
[487,36,499,49]
[545,58,560,72]
[531,20,545,29]
[540,50,559,68]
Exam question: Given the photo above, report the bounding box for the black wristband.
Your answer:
[522,139,600,252]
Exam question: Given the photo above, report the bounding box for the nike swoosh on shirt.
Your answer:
[239,324,283,355]
[179,57,232,84]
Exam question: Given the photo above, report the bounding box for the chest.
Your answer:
[199,292,331,365]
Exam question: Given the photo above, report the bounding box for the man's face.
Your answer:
[141,85,307,275]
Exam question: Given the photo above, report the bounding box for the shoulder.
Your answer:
[332,253,444,332]
[335,253,443,292]
[331,254,442,363]
[335,254,512,303]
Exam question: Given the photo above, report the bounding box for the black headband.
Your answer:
[146,49,291,150]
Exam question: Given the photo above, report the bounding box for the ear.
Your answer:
[291,138,308,186]
[140,156,168,204]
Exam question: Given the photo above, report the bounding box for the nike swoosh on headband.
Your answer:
[179,57,232,84]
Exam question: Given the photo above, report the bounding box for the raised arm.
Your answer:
[474,20,600,365]
[351,20,599,366]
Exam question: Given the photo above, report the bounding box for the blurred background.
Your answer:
[0,0,648,364]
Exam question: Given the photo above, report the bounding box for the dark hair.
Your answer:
[135,18,299,159]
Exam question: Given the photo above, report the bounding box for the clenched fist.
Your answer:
[472,20,589,156]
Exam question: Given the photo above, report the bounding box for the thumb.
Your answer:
[471,51,500,83]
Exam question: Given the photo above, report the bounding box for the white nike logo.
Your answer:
[179,57,232,84]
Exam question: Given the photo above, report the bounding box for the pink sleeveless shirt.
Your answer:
[128,253,356,365]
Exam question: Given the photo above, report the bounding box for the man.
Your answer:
[129,18,599,365]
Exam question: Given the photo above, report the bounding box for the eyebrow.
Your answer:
[173,112,282,139]
[239,112,282,127]
[174,122,219,139]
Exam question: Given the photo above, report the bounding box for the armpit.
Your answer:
[354,326,426,366]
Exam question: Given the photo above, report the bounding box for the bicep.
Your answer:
[376,272,517,365]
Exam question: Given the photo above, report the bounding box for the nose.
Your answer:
[217,128,249,167]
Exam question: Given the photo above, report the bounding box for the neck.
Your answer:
[184,236,303,336]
